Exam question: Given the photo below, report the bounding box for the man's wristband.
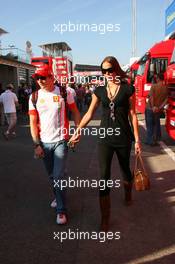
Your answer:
[33,141,41,148]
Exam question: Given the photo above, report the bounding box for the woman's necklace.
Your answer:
[107,84,120,122]
[107,84,120,101]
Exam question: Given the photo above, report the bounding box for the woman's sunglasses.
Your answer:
[36,75,47,80]
[101,67,114,74]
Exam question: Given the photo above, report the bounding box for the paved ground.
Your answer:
[0,111,175,264]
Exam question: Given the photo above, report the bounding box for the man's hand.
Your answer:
[34,145,45,159]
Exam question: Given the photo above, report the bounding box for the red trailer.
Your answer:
[126,60,139,84]
[165,46,175,139]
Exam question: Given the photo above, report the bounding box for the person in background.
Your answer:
[18,85,25,113]
[0,84,19,139]
[145,73,168,146]
[66,83,77,120]
[0,84,5,126]
[84,85,92,110]
[76,84,85,112]
[69,56,141,232]
[23,84,31,114]
[0,83,5,95]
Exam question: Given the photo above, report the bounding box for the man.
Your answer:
[0,84,5,126]
[66,83,77,120]
[145,73,168,145]
[28,65,80,225]
[66,83,76,99]
[0,83,19,139]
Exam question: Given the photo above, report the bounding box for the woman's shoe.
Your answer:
[123,181,133,206]
[99,195,110,232]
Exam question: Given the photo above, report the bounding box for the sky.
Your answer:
[0,0,172,66]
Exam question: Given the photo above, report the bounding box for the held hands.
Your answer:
[68,132,81,147]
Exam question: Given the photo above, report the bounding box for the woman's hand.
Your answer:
[135,142,141,155]
[34,145,45,159]
[69,133,81,146]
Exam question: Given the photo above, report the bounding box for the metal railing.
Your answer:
[0,47,30,63]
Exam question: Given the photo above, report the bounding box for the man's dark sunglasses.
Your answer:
[36,75,47,80]
[101,67,114,74]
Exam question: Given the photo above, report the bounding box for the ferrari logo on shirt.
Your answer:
[53,96,60,102]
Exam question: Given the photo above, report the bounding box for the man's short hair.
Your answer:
[6,83,14,90]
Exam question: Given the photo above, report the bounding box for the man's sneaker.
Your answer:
[11,132,16,138]
[56,213,67,225]
[3,132,9,140]
[50,199,57,208]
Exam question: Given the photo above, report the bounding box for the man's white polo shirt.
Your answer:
[28,86,76,143]
[0,90,18,113]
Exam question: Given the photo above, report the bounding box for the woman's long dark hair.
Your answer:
[101,56,127,79]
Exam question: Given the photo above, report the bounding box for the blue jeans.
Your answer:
[42,140,68,214]
[145,109,161,144]
[154,112,161,141]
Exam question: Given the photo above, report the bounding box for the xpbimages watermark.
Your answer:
[53,178,121,190]
[53,229,121,243]
[55,74,121,86]
[53,21,120,34]
[65,127,121,139]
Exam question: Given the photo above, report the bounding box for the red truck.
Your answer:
[165,46,175,140]
[31,42,73,85]
[134,39,175,113]
[126,60,139,84]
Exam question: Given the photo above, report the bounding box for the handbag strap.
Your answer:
[134,153,147,175]
[134,154,138,172]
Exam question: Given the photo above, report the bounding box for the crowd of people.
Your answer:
[58,82,95,114]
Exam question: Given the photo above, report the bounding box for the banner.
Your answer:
[165,0,175,36]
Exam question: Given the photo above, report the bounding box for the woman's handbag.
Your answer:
[134,153,150,191]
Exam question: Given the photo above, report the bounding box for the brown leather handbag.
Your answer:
[134,153,150,191]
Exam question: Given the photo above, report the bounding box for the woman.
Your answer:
[69,56,141,231]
